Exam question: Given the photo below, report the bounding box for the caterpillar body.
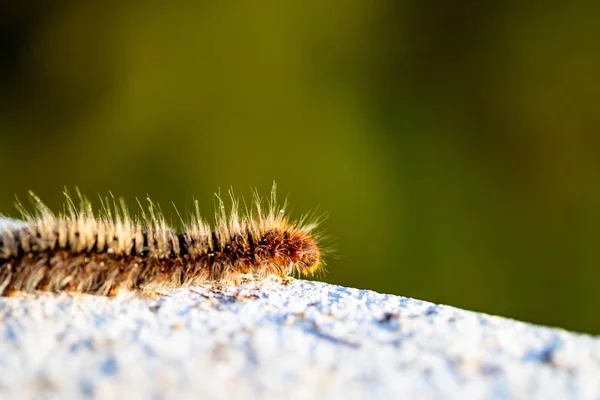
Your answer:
[0,185,324,296]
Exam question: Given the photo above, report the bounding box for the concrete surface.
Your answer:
[0,218,599,399]
[0,280,599,399]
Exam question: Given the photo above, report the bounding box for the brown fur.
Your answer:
[0,186,324,295]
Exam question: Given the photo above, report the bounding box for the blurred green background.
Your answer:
[1,2,599,333]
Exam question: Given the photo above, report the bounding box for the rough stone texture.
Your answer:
[0,282,599,399]
[0,217,25,232]
[0,218,599,399]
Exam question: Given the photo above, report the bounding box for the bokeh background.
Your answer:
[1,2,599,333]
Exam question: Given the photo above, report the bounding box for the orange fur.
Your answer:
[0,184,326,295]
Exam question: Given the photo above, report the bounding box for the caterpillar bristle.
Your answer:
[0,184,326,296]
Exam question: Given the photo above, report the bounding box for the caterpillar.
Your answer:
[0,184,325,296]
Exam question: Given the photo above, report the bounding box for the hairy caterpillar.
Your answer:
[0,184,325,296]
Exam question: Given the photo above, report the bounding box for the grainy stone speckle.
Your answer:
[0,281,598,399]
[0,217,25,232]
[0,218,599,399]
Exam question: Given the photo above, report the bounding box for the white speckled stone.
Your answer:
[0,282,599,399]
[0,218,599,399]
[0,217,25,232]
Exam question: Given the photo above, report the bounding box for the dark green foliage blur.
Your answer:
[1,2,599,333]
